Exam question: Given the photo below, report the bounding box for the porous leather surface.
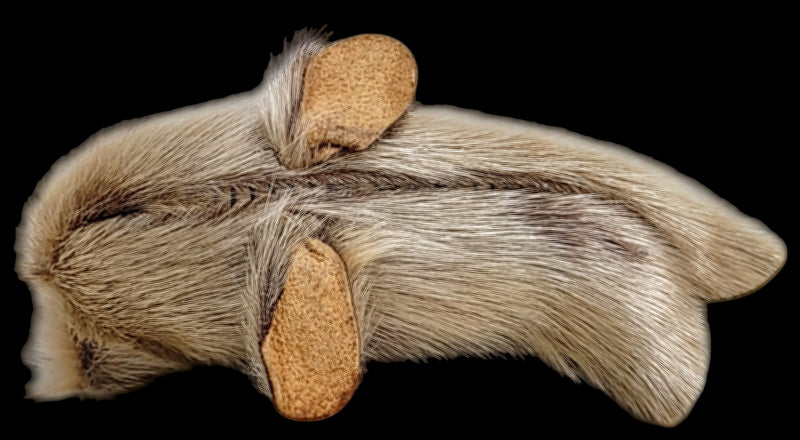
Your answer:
[298,34,417,164]
[261,239,361,421]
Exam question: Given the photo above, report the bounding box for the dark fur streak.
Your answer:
[81,207,142,226]
[78,339,97,373]
[131,336,190,363]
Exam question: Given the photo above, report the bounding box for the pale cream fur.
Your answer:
[16,30,785,426]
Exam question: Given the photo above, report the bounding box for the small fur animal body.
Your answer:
[16,30,786,426]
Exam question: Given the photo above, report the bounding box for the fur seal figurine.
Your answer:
[16,30,785,426]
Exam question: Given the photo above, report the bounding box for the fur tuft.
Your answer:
[257,28,330,169]
[22,280,86,400]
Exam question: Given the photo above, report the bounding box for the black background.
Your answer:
[6,5,795,437]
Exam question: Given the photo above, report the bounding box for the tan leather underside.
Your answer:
[261,239,361,421]
[297,34,417,165]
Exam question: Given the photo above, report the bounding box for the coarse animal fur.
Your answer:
[15,29,786,427]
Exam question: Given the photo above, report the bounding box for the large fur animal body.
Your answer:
[16,30,785,426]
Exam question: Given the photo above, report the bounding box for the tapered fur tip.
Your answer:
[700,212,787,303]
